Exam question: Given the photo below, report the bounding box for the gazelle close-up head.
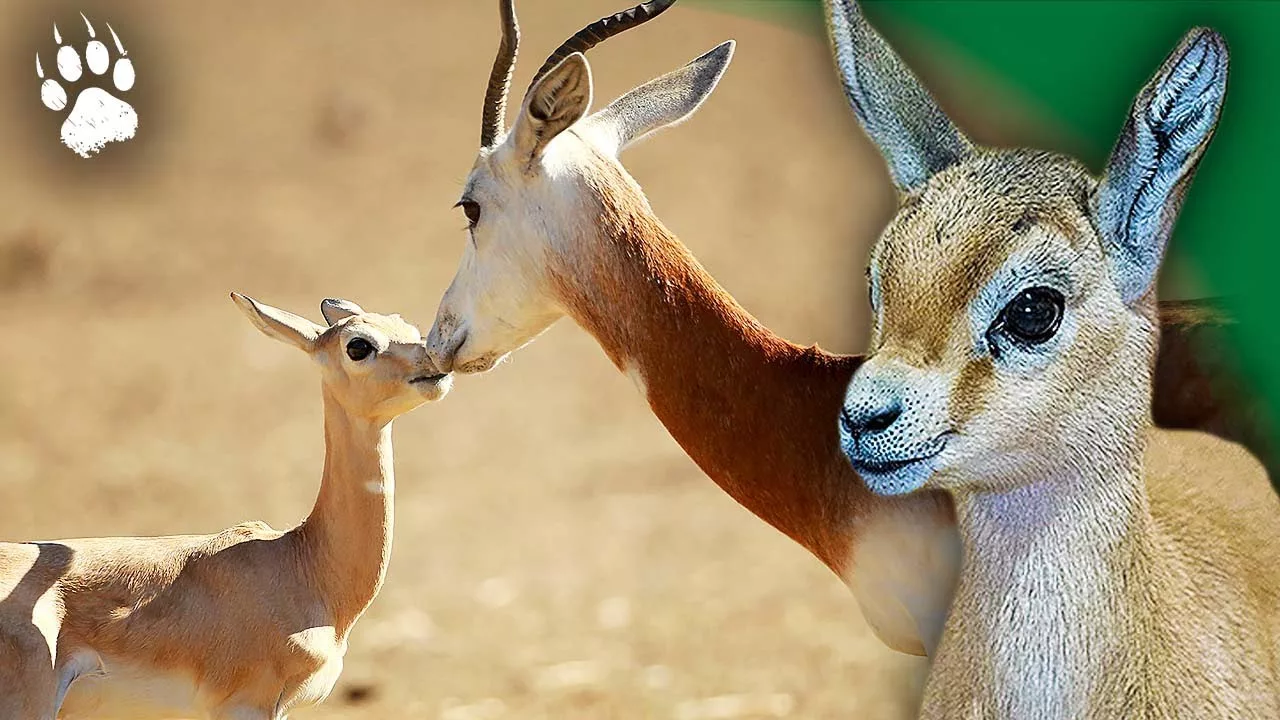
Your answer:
[426,0,734,373]
[827,0,1228,496]
[234,293,452,419]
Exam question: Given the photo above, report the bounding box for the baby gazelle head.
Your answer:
[426,0,733,374]
[233,293,451,423]
[824,0,1227,495]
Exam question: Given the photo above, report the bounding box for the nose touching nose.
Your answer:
[425,322,466,373]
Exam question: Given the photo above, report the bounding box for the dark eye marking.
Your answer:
[455,199,481,230]
[346,337,374,361]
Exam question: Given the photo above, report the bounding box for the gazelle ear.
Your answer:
[511,53,593,162]
[824,0,972,191]
[320,298,364,326]
[231,293,324,352]
[580,41,734,157]
[1093,28,1228,307]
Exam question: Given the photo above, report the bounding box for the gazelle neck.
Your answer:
[293,388,395,635]
[549,161,873,571]
[944,420,1166,713]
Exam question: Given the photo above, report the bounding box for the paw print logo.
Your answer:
[36,15,137,158]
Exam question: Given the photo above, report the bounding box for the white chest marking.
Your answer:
[623,361,648,399]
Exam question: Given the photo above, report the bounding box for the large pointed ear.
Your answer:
[231,293,324,352]
[824,0,972,192]
[320,298,364,326]
[511,53,593,162]
[580,41,734,157]
[1093,28,1228,306]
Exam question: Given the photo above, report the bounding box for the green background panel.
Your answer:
[696,0,1278,446]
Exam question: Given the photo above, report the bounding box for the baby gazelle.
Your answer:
[830,5,1280,717]
[0,295,449,719]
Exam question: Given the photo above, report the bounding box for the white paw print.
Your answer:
[36,15,138,158]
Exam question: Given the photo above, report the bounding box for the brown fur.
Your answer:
[0,302,445,719]
[539,147,1273,657]
[430,27,1273,658]
[1155,299,1276,475]
[856,150,1280,716]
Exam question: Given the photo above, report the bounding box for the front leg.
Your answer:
[0,667,57,720]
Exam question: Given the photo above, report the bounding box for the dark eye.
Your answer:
[995,287,1064,347]
[458,200,481,229]
[346,338,374,361]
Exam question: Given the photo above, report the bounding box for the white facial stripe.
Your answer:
[967,228,1080,357]
[867,260,885,347]
[460,175,481,203]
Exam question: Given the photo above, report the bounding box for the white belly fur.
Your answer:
[56,654,200,720]
[56,627,347,718]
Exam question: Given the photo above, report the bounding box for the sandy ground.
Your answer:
[0,1,1072,717]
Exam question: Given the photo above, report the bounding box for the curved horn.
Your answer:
[528,0,676,91]
[480,0,520,148]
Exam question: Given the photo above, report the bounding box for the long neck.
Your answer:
[549,167,879,572]
[945,427,1167,713]
[293,389,395,635]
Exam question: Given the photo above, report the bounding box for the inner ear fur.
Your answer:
[1092,28,1228,306]
[512,53,593,162]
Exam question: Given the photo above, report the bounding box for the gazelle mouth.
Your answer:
[409,373,449,385]
[850,455,933,475]
[846,445,946,497]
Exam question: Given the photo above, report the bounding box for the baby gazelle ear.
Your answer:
[1093,28,1228,306]
[320,298,365,326]
[580,41,734,157]
[824,0,972,191]
[231,293,324,352]
[512,53,593,162]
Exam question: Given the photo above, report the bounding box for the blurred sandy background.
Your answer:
[0,1,1060,717]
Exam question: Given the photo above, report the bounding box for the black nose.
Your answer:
[841,401,902,438]
[863,403,901,432]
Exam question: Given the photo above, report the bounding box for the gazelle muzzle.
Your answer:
[840,356,952,496]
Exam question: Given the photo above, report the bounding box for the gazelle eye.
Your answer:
[346,338,374,361]
[458,200,481,229]
[995,287,1064,347]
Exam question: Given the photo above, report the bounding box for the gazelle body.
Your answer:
[426,0,1279,658]
[0,295,450,719]
[829,0,1280,713]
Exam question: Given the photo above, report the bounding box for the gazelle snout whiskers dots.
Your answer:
[417,0,1280,662]
[828,1,1280,714]
[840,153,1141,496]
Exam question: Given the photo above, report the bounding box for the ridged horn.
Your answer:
[528,0,677,91]
[480,0,520,148]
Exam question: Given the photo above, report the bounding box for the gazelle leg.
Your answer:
[0,612,60,719]
[0,653,57,720]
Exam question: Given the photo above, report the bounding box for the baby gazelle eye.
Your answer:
[458,200,481,230]
[995,287,1064,347]
[346,338,374,361]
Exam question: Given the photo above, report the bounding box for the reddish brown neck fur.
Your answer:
[548,168,882,573]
